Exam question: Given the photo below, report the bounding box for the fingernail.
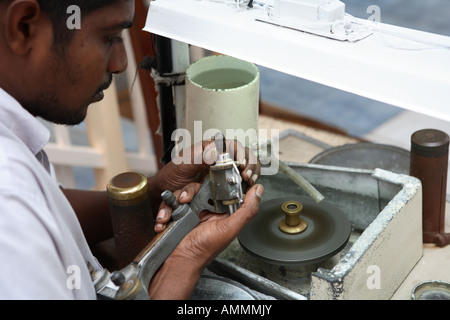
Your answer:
[241,158,247,168]
[157,209,166,221]
[251,174,259,183]
[246,169,252,180]
[155,223,164,231]
[255,184,264,199]
[206,146,217,159]
[179,191,187,200]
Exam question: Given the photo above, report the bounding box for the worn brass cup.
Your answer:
[278,200,308,234]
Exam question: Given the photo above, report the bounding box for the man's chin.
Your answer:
[41,107,89,126]
[92,91,105,103]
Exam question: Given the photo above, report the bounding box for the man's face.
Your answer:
[29,1,135,125]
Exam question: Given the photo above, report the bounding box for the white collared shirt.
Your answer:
[0,87,101,299]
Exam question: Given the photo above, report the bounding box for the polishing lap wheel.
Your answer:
[238,196,351,266]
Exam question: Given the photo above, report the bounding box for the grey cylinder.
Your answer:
[184,55,260,149]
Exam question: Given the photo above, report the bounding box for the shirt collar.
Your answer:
[0,87,50,155]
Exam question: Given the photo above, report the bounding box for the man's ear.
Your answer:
[4,0,42,55]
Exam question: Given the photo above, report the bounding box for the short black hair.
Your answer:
[0,0,128,49]
[37,0,127,47]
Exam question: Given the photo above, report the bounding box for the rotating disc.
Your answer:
[238,196,351,266]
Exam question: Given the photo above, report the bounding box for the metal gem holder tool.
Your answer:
[95,135,245,299]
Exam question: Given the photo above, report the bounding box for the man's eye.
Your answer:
[105,35,124,44]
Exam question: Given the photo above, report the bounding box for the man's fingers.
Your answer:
[178,182,201,204]
[154,182,201,233]
[226,140,260,185]
[223,184,264,237]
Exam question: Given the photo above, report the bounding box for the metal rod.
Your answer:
[276,158,325,203]
[155,35,176,164]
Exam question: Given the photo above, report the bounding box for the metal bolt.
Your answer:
[110,271,126,287]
[161,190,179,210]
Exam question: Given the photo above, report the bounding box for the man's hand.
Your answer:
[147,183,264,300]
[151,139,260,192]
[150,139,260,232]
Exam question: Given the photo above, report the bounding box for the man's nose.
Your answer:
[107,43,128,74]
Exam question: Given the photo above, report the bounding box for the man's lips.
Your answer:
[92,77,112,102]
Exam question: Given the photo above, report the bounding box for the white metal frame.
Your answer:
[144,0,450,122]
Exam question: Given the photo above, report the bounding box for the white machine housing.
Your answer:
[272,0,346,25]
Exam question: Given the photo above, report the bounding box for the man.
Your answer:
[0,0,263,299]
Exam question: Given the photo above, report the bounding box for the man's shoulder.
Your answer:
[0,127,48,193]
[0,127,36,168]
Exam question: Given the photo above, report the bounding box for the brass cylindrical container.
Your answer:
[107,172,155,268]
[410,129,449,247]
[278,200,307,234]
